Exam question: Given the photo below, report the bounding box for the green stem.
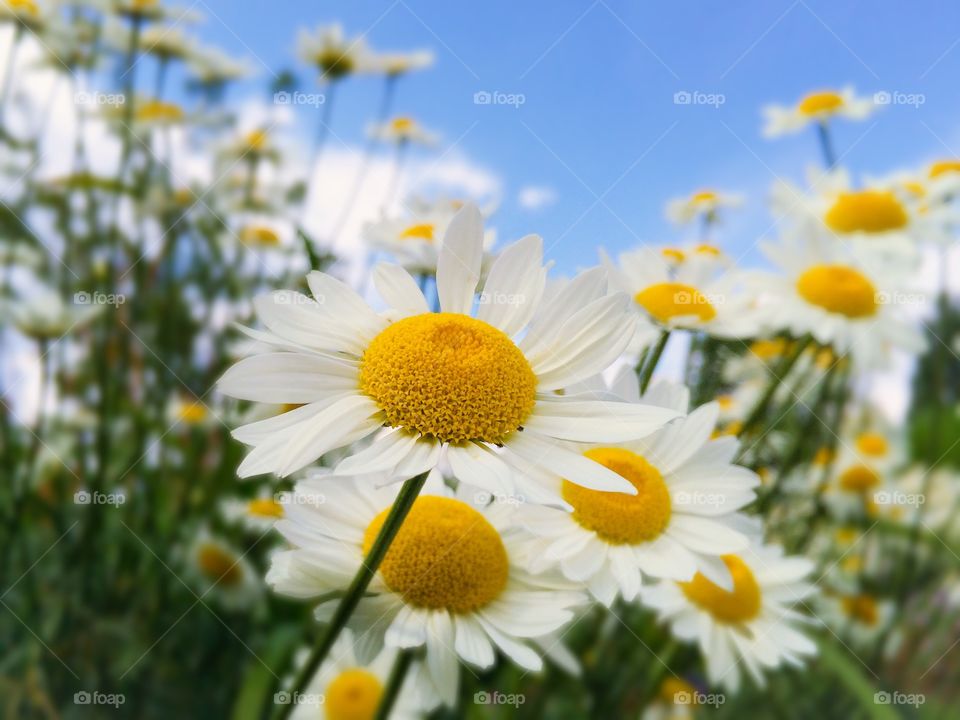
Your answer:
[637,331,670,394]
[739,335,813,440]
[273,470,429,720]
[374,649,415,720]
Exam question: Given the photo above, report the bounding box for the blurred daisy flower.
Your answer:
[0,0,45,30]
[369,115,438,147]
[376,49,435,77]
[219,204,678,495]
[11,287,101,339]
[268,474,585,706]
[762,87,875,138]
[284,629,439,720]
[184,530,262,610]
[522,380,759,606]
[298,23,377,82]
[220,488,285,533]
[641,542,817,692]
[756,236,926,368]
[666,188,742,227]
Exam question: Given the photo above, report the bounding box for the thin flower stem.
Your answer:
[274,470,429,720]
[816,121,836,169]
[373,648,416,720]
[637,331,670,394]
[738,335,813,441]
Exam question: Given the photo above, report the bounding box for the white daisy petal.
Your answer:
[436,204,483,314]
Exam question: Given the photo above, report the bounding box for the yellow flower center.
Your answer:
[798,91,844,116]
[692,190,717,203]
[838,464,880,493]
[824,190,909,234]
[359,313,537,444]
[398,222,435,242]
[178,401,207,424]
[390,116,414,132]
[716,394,734,410]
[680,555,761,624]
[240,225,281,247]
[796,264,878,318]
[362,496,509,613]
[247,498,284,519]
[694,243,722,256]
[841,594,879,626]
[562,448,671,545]
[661,247,685,263]
[750,338,788,360]
[929,160,960,179]
[658,677,698,705]
[316,49,354,79]
[325,668,383,720]
[856,432,888,457]
[903,181,926,197]
[835,527,858,545]
[136,100,184,124]
[196,543,242,587]
[246,129,268,151]
[9,0,38,15]
[634,282,716,323]
[813,446,835,467]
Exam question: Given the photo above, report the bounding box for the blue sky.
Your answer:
[159,0,960,273]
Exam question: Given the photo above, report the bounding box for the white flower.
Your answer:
[218,204,679,496]
[286,629,438,720]
[220,489,285,533]
[267,474,586,706]
[297,23,377,81]
[762,87,875,138]
[184,529,262,610]
[665,189,742,226]
[602,245,761,339]
[521,380,759,605]
[374,49,435,77]
[640,542,817,692]
[755,236,926,369]
[368,116,437,147]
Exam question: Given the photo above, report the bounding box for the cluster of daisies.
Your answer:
[202,83,954,717]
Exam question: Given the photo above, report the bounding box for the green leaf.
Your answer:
[816,638,898,720]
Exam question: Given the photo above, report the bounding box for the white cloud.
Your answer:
[517,184,557,211]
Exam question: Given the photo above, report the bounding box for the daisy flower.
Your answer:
[368,116,437,147]
[0,0,44,29]
[283,628,438,720]
[362,199,495,276]
[184,529,262,610]
[221,488,285,533]
[762,87,875,138]
[218,204,679,495]
[601,245,760,339]
[665,189,742,226]
[640,542,818,692]
[267,474,586,706]
[756,236,925,368]
[521,380,759,605]
[298,23,377,82]
[375,49,435,77]
[817,592,894,648]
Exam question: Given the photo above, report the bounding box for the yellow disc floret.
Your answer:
[398,223,435,242]
[824,190,908,234]
[247,498,284,519]
[635,282,716,324]
[325,668,383,720]
[838,464,880,493]
[692,190,717,203]
[856,432,889,457]
[359,313,537,444]
[798,90,844,116]
[363,496,509,613]
[796,264,878,318]
[680,555,761,623]
[562,448,671,545]
[929,160,960,179]
[196,543,242,587]
[841,594,879,626]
